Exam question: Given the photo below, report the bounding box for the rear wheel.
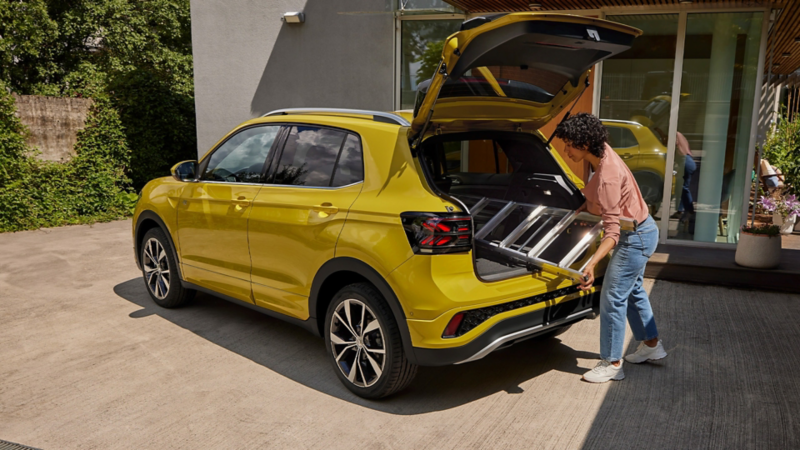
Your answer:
[324,283,417,399]
[140,228,195,308]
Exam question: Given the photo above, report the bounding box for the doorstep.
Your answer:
[645,233,800,293]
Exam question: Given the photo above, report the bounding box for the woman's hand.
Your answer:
[576,202,588,213]
[579,264,595,291]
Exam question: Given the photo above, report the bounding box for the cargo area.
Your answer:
[418,132,606,282]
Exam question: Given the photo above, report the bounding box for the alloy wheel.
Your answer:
[329,299,386,388]
[143,238,170,300]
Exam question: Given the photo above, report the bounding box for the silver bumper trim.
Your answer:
[454,308,595,364]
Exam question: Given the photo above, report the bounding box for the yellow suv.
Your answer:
[602,119,668,212]
[132,13,640,398]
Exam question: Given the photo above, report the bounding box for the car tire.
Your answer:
[140,228,195,308]
[324,282,418,399]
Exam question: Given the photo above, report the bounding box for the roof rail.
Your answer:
[262,108,411,127]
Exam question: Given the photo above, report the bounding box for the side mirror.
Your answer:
[171,160,198,182]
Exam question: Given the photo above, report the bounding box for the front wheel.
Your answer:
[324,283,417,399]
[140,228,195,308]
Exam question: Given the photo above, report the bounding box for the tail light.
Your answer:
[400,212,472,254]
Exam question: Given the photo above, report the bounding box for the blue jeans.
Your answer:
[599,215,660,362]
[678,155,696,213]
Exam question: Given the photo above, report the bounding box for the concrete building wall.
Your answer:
[12,95,93,162]
[190,0,395,156]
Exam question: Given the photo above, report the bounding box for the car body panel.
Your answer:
[248,182,363,319]
[176,181,261,304]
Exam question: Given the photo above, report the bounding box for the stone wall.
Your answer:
[12,94,93,162]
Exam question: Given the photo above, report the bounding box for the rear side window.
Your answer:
[331,134,363,187]
[605,126,638,149]
[272,126,363,187]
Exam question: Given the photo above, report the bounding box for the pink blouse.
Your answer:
[581,144,650,245]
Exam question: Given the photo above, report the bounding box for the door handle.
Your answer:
[312,203,339,214]
[233,196,251,205]
[621,153,634,159]
[233,196,251,210]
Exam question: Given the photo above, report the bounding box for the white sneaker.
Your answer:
[624,340,668,364]
[582,360,625,383]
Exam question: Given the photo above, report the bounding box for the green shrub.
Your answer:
[762,110,800,195]
[0,87,132,232]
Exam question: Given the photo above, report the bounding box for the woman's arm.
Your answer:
[579,237,616,291]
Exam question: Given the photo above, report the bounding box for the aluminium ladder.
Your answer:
[465,196,635,283]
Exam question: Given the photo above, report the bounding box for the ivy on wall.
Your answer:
[0,85,136,232]
[0,0,195,231]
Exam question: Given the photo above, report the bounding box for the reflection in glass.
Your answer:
[273,126,347,187]
[601,14,679,230]
[202,126,280,183]
[398,0,459,13]
[400,19,462,109]
[669,12,763,243]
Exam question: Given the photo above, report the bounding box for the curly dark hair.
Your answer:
[553,112,608,158]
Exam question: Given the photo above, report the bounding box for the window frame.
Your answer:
[264,123,365,189]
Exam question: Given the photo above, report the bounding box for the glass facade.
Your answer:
[668,12,763,243]
[400,19,462,109]
[600,15,680,232]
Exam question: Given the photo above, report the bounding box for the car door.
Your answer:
[604,122,641,169]
[248,125,364,319]
[177,125,282,303]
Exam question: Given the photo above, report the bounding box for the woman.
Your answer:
[554,113,667,383]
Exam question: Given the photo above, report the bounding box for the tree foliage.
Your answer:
[0,0,195,231]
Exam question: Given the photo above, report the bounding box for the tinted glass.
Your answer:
[605,126,638,149]
[273,126,346,187]
[332,134,363,187]
[201,126,280,183]
[400,19,463,109]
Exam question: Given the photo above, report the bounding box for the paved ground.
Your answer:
[2,220,800,449]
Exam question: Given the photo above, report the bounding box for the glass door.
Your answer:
[600,14,681,233]
[667,12,763,243]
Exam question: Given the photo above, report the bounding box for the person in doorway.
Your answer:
[554,113,667,383]
[673,131,696,233]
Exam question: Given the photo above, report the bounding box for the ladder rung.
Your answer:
[499,205,547,248]
[474,202,517,240]
[516,216,553,251]
[558,221,604,268]
[526,211,578,258]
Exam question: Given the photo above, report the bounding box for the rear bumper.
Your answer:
[411,288,600,366]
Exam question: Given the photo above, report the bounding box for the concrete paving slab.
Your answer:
[1,220,799,449]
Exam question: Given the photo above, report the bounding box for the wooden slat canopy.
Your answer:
[440,0,800,75]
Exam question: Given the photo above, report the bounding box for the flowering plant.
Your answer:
[759,194,800,220]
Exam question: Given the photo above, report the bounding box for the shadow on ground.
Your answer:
[581,280,800,449]
[114,278,596,414]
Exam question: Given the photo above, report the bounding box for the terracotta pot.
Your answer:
[735,230,781,269]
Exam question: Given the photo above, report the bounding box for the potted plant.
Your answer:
[759,194,800,235]
[735,224,781,269]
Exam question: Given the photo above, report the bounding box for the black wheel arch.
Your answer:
[135,210,183,281]
[309,257,419,365]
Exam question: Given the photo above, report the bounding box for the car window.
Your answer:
[605,126,638,149]
[201,126,281,183]
[331,134,364,187]
[272,126,347,187]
